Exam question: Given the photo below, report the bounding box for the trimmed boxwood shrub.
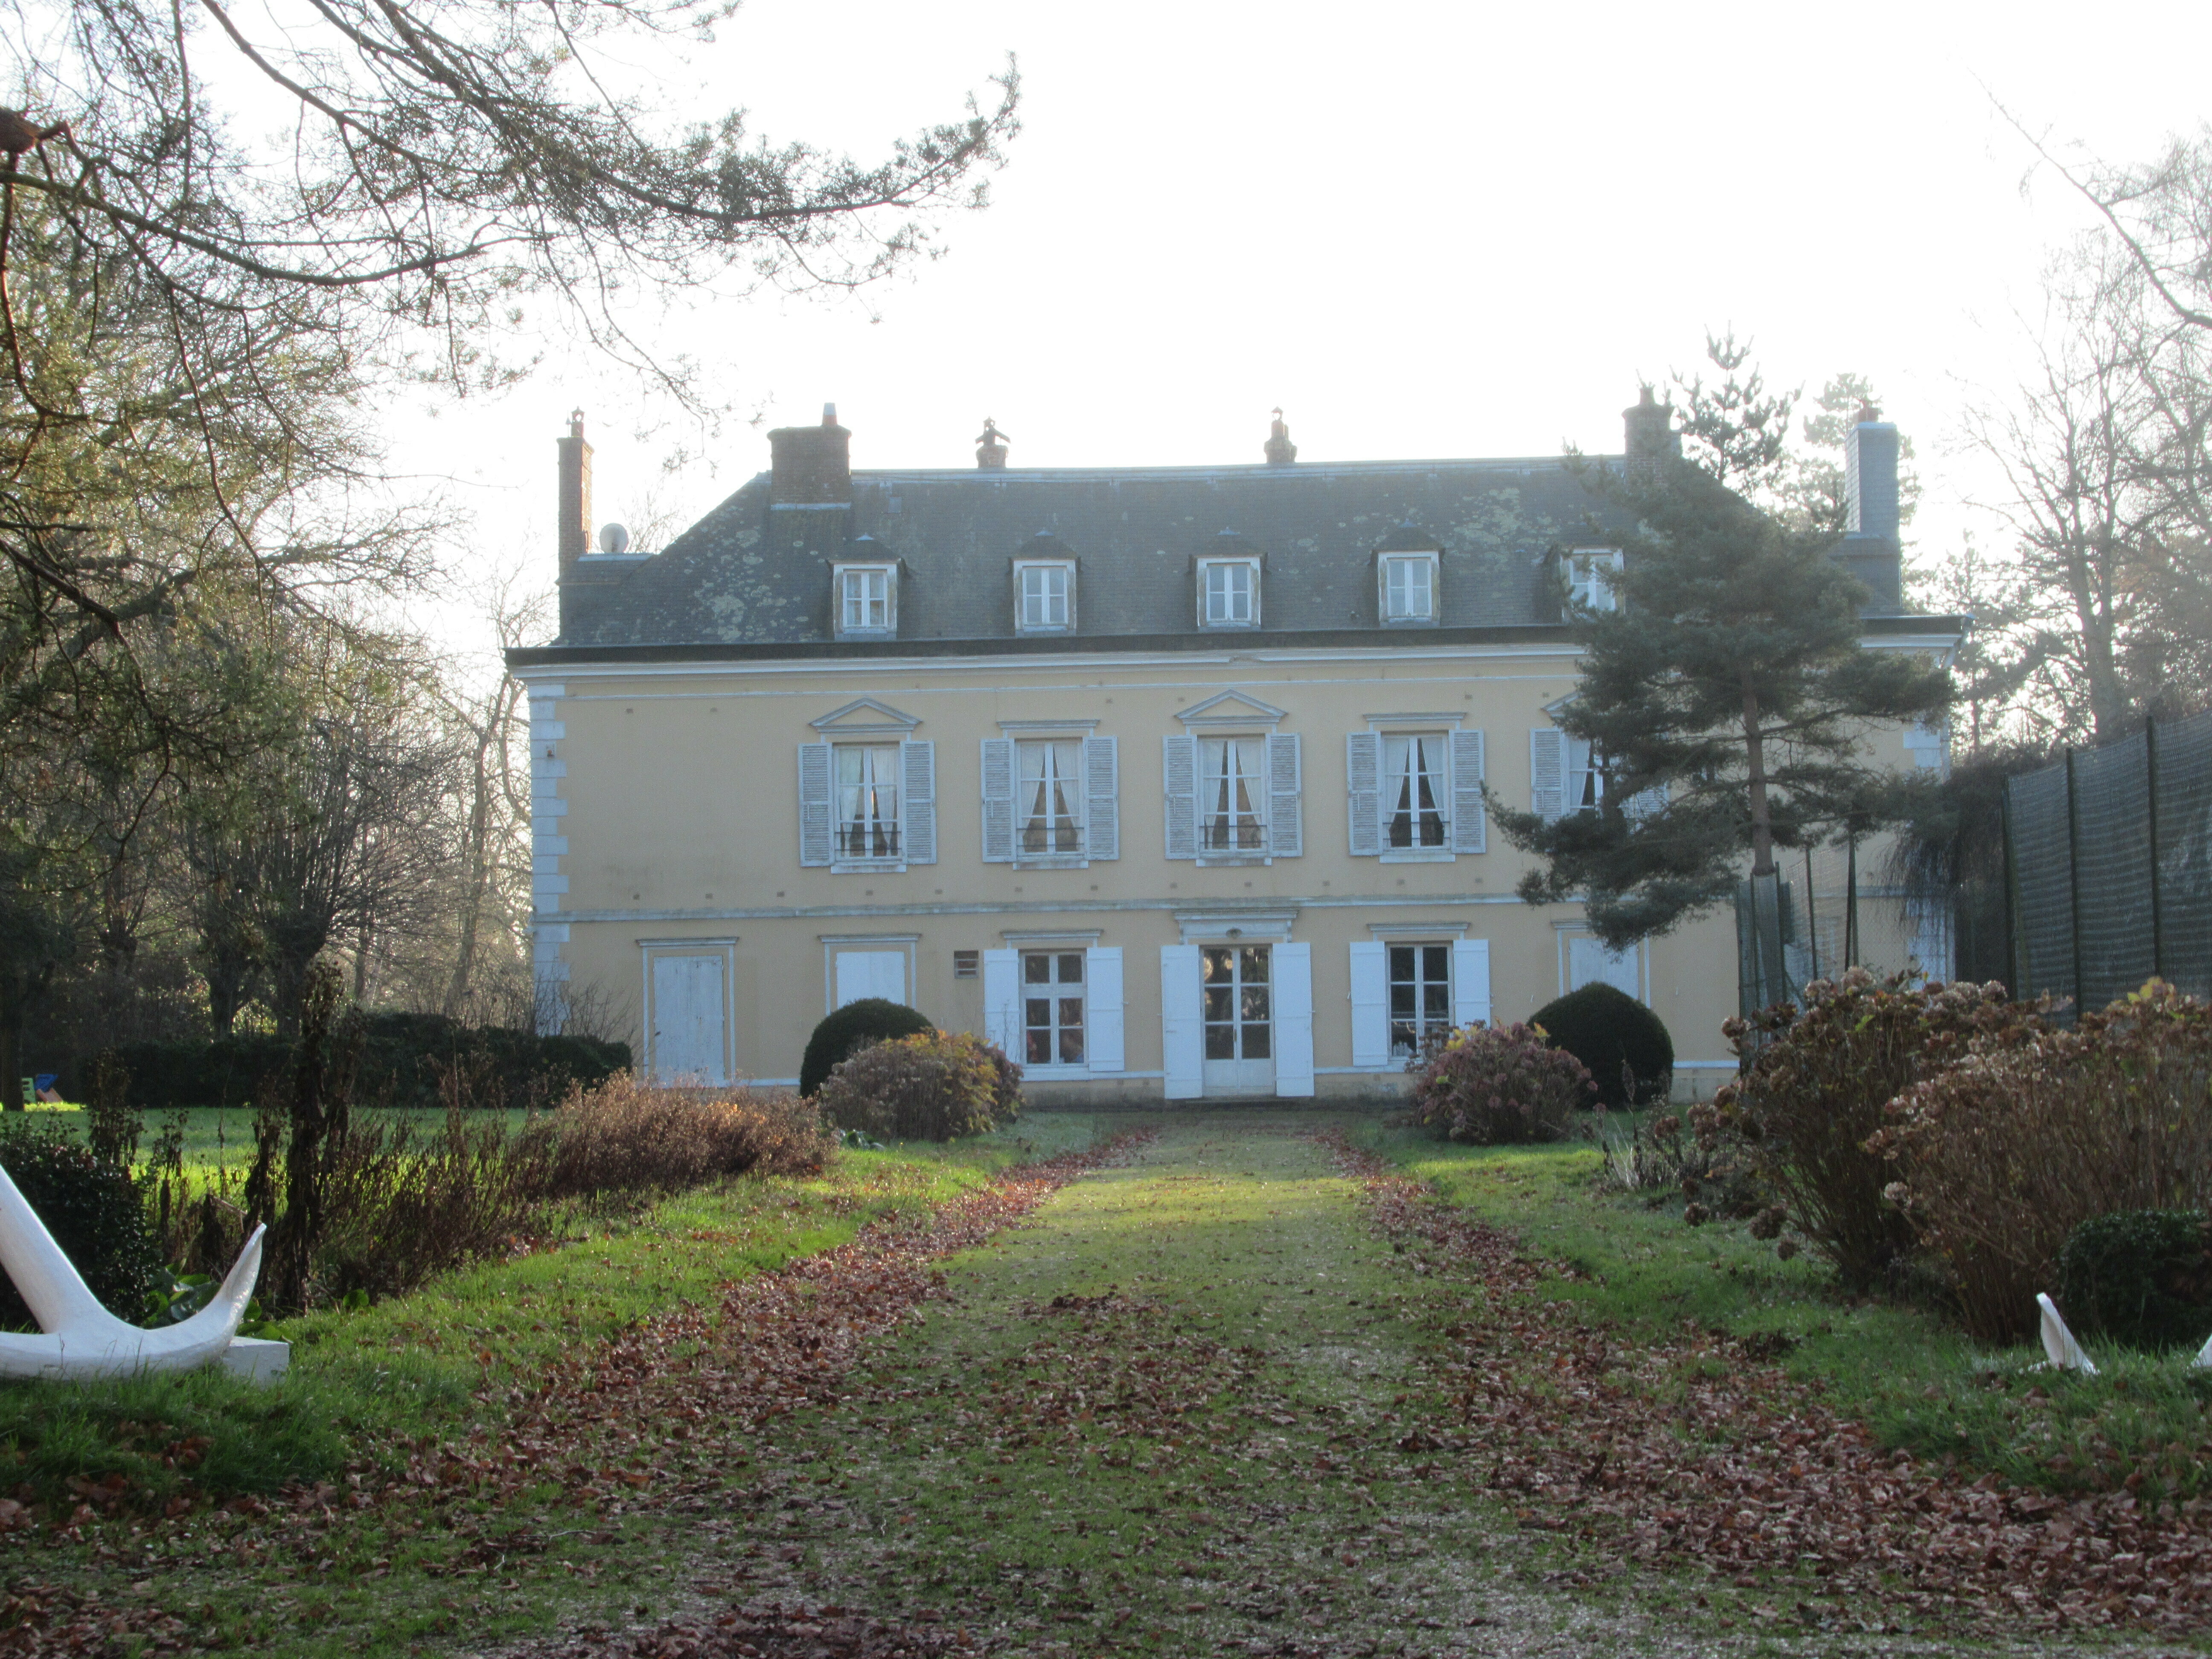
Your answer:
[2056,1208,2212,1352]
[1528,982,1674,1109]
[0,1131,166,1330]
[69,1019,631,1111]
[799,998,934,1097]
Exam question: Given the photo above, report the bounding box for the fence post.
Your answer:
[1844,836,1860,968]
[2146,716,2165,983]
[2001,785,2021,996]
[2066,745,2084,1018]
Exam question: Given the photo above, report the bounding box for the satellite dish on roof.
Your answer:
[597,523,631,555]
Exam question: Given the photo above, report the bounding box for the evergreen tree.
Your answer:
[1493,343,1953,977]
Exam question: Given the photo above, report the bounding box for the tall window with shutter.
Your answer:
[982,733,1118,865]
[1348,726,1481,858]
[798,736,934,870]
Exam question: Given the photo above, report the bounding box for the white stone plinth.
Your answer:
[220,1337,291,1385]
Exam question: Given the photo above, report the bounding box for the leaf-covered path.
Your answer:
[505,1115,2182,1659]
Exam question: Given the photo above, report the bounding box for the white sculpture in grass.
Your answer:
[2036,1292,2098,1375]
[0,1160,265,1380]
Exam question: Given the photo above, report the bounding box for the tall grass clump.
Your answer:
[1871,980,2212,1342]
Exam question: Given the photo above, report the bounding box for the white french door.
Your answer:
[1199,944,1275,1096]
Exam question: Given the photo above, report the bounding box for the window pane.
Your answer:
[1240,984,1270,1022]
[1202,947,1231,981]
[1026,1030,1052,1065]
[1057,953,1084,984]
[1203,985,1233,1023]
[1240,947,1268,984]
[1423,944,1449,980]
[1424,983,1449,1020]
[1390,945,1414,981]
[1242,1022,1271,1059]
[1058,1026,1085,1065]
[1024,954,1049,984]
[1390,984,1415,1017]
[1058,997,1084,1032]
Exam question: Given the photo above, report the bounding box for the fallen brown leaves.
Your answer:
[1316,1129,2212,1635]
[526,1600,979,1658]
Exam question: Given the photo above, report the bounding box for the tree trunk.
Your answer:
[442,732,496,1022]
[1740,679,1776,878]
[0,976,22,1112]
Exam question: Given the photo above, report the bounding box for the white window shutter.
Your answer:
[1162,735,1198,861]
[1160,944,1203,1099]
[1451,938,1492,1029]
[1083,735,1120,861]
[900,740,936,864]
[982,949,1020,1057]
[1530,728,1567,823]
[980,738,1016,863]
[1449,729,1486,854]
[1348,941,1389,1068]
[1267,733,1302,857]
[1086,946,1124,1071]
[798,742,833,866]
[1273,941,1315,1097]
[1346,731,1382,856]
[1623,778,1668,824]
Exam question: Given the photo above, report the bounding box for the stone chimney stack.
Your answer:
[975,418,1009,470]
[768,402,853,504]
[557,409,592,581]
[1845,419,1901,541]
[1264,408,1297,466]
[1621,385,1677,467]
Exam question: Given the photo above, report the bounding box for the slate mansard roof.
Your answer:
[550,456,1641,655]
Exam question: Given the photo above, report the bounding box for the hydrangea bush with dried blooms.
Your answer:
[1407,1022,1594,1146]
[1704,968,2037,1290]
[1870,979,2212,1343]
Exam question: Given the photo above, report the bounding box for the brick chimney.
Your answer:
[768,402,852,504]
[1264,408,1296,466]
[557,409,592,580]
[1835,418,1903,613]
[1621,385,1677,467]
[1845,419,1900,541]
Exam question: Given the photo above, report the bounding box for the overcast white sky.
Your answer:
[381,0,2212,648]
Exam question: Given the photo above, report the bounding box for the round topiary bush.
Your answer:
[0,1132,166,1330]
[2056,1208,2212,1352]
[1528,982,1674,1109]
[798,997,934,1097]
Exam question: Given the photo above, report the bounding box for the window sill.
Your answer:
[1014,855,1090,870]
[1380,847,1454,864]
[832,629,895,642]
[832,859,906,875]
[1196,855,1272,868]
[1380,616,1439,627]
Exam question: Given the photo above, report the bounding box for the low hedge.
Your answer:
[2055,1208,2212,1353]
[64,1017,630,1111]
[799,998,934,1098]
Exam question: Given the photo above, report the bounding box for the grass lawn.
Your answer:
[1355,1118,2212,1506]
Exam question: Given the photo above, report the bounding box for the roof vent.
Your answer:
[1264,407,1297,466]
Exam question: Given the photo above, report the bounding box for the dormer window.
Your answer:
[1566,548,1622,613]
[1379,553,1438,623]
[1199,558,1259,628]
[835,562,896,637]
[1016,560,1073,632]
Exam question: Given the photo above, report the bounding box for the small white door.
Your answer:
[1200,944,1276,1097]
[835,949,907,1008]
[1568,933,1641,1001]
[651,954,726,1085]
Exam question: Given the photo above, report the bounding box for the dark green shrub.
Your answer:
[73,1021,630,1111]
[1407,1022,1592,1145]
[814,1030,1021,1142]
[2055,1210,2212,1353]
[1528,982,1674,1109]
[1714,968,2029,1292]
[0,1131,166,1330]
[798,998,933,1097]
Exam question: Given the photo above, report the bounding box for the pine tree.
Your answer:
[1493,343,1954,991]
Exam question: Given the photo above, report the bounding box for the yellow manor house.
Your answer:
[506,399,1960,1104]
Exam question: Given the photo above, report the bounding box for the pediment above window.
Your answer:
[1173,690,1288,729]
[810,696,922,735]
